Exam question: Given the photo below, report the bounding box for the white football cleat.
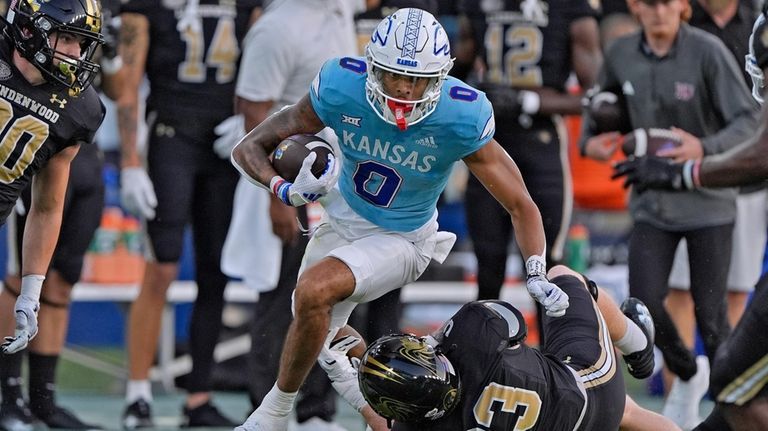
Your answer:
[236,409,290,431]
[662,355,710,430]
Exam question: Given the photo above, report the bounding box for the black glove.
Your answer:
[611,156,691,193]
[478,83,521,120]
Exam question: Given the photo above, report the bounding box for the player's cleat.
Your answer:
[121,399,153,429]
[0,399,44,431]
[662,355,710,430]
[290,417,348,431]
[620,297,656,379]
[236,408,290,431]
[181,401,237,428]
[36,405,102,430]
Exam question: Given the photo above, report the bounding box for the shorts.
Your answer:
[544,274,625,431]
[145,119,239,262]
[669,190,767,292]
[297,190,455,332]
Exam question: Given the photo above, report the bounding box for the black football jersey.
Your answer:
[121,0,259,122]
[393,302,586,431]
[0,35,105,224]
[463,0,598,91]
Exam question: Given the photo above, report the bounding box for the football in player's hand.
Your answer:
[584,89,632,134]
[621,128,683,157]
[271,134,334,182]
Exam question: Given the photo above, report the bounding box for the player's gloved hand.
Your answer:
[525,255,568,317]
[527,275,569,317]
[318,335,367,412]
[270,152,339,207]
[2,275,44,355]
[612,156,694,193]
[213,114,246,159]
[120,167,158,219]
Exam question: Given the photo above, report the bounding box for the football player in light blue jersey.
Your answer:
[230,8,570,431]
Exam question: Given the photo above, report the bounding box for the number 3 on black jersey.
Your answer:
[0,98,48,184]
[471,383,542,430]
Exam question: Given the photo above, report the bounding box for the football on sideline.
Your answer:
[271,134,333,182]
[621,128,683,157]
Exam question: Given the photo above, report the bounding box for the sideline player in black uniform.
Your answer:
[613,9,768,431]
[0,0,105,356]
[116,0,261,427]
[459,0,602,306]
[359,265,681,431]
[0,0,119,428]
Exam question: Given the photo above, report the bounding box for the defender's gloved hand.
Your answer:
[526,275,570,317]
[213,114,246,159]
[2,275,44,354]
[525,255,569,317]
[318,335,367,412]
[612,156,694,193]
[120,167,158,219]
[270,152,339,207]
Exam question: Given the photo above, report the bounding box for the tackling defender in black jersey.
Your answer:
[359,265,681,431]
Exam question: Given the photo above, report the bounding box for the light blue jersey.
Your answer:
[309,57,495,232]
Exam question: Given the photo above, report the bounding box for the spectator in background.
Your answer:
[0,2,123,429]
[581,0,758,428]
[116,1,261,427]
[665,1,765,424]
[457,0,602,338]
[612,12,768,429]
[218,0,374,429]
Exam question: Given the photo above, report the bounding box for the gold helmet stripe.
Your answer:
[84,0,101,33]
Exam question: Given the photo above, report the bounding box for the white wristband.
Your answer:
[681,159,695,190]
[525,254,547,279]
[520,90,541,115]
[20,274,45,302]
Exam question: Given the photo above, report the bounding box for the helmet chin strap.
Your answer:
[386,99,414,131]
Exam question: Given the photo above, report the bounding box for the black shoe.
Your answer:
[620,297,656,379]
[36,406,101,430]
[121,400,152,430]
[0,399,45,431]
[181,401,237,428]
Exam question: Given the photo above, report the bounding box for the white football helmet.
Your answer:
[746,13,766,105]
[365,8,454,130]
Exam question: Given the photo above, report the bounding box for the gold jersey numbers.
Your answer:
[178,16,239,84]
[0,99,49,184]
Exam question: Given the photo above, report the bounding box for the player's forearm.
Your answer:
[232,96,324,187]
[511,200,548,265]
[117,13,148,168]
[699,131,768,187]
[21,208,62,277]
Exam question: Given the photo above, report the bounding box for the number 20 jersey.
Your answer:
[309,57,495,232]
[0,34,105,223]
